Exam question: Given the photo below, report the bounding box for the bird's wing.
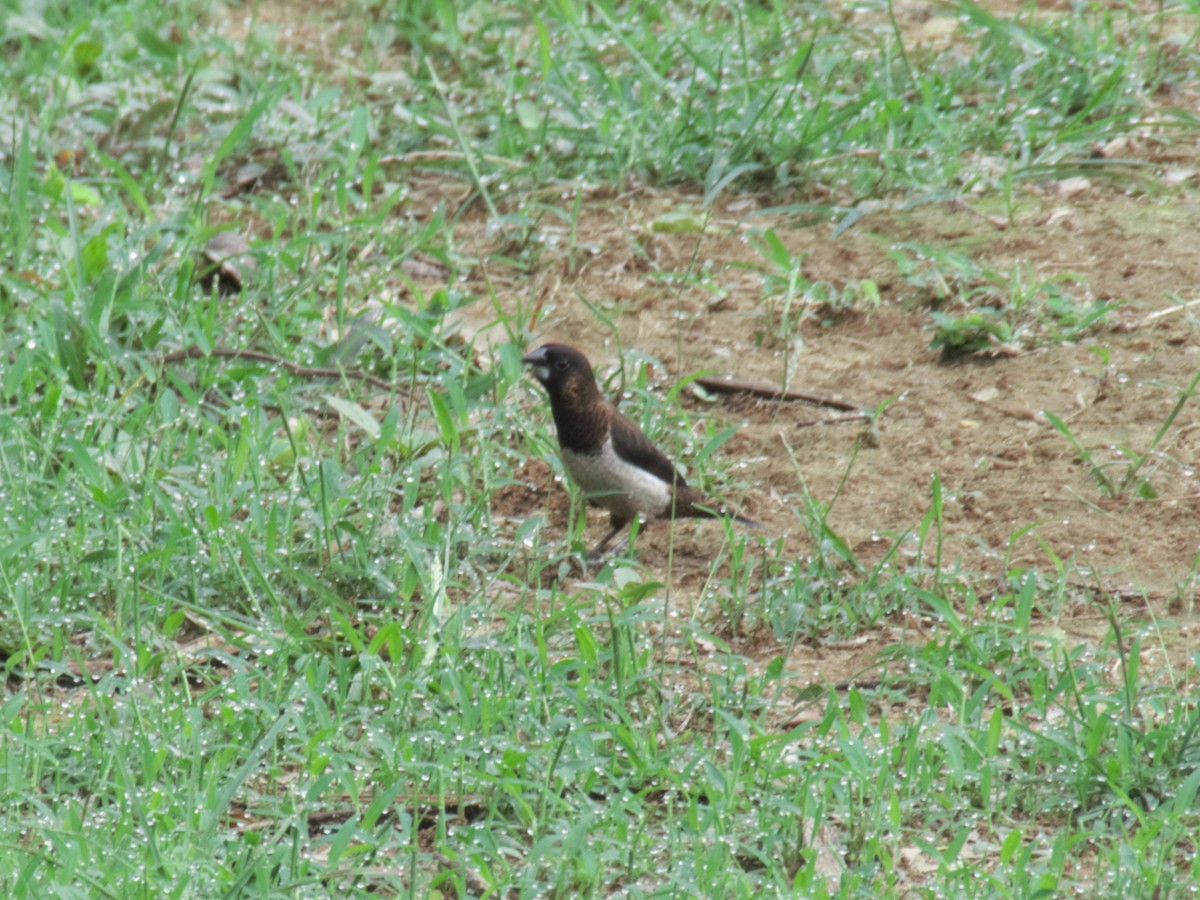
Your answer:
[607,409,689,490]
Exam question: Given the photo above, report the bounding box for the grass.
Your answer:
[888,242,1114,357]
[2,0,1199,895]
[1046,367,1200,500]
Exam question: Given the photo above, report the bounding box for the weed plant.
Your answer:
[2,0,1198,895]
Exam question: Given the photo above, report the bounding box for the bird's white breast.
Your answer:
[561,438,673,521]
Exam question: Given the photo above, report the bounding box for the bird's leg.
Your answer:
[588,525,625,559]
[588,516,631,559]
[591,530,631,559]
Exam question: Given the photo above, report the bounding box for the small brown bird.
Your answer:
[523,342,758,556]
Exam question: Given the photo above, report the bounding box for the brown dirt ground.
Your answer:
[232,0,1200,689]
[460,172,1200,687]
[467,178,1200,584]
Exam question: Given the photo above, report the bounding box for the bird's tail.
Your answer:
[731,512,764,529]
[679,493,762,529]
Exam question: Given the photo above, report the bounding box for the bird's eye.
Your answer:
[554,359,570,371]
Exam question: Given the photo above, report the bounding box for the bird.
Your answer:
[522,342,758,557]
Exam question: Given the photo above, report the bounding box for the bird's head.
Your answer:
[522,343,601,404]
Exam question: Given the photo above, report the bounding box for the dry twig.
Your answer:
[694,375,863,412]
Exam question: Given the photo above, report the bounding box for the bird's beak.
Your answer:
[522,346,550,382]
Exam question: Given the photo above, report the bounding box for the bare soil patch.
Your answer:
[226,0,1200,684]
[459,180,1200,608]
